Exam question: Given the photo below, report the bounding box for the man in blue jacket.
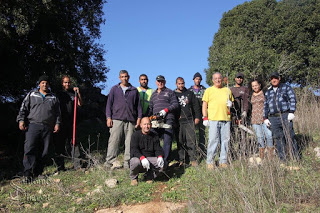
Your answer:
[105,70,142,169]
[149,75,179,165]
[263,72,299,161]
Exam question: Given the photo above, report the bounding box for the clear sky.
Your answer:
[100,0,249,95]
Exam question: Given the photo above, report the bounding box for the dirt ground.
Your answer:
[96,182,187,213]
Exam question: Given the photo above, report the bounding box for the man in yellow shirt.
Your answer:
[202,72,233,169]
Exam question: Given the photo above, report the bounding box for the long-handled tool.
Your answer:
[226,71,231,115]
[72,91,78,160]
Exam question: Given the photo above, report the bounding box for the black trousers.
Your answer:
[53,123,81,170]
[177,121,197,162]
[23,123,52,177]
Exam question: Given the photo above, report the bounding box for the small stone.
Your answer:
[42,202,49,208]
[53,179,61,183]
[76,198,82,203]
[105,179,118,188]
[85,171,90,175]
[24,204,31,208]
[38,189,43,194]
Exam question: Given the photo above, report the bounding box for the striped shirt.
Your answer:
[263,83,296,119]
[149,87,179,121]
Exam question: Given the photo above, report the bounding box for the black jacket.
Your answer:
[174,88,201,123]
[130,130,164,159]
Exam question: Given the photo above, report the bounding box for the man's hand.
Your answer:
[194,118,200,125]
[203,117,209,127]
[226,100,232,108]
[241,111,247,119]
[159,108,168,117]
[107,118,113,128]
[19,121,27,131]
[73,87,80,93]
[264,119,271,127]
[53,124,60,133]
[135,118,141,129]
[157,157,164,168]
[288,113,295,121]
[141,158,150,171]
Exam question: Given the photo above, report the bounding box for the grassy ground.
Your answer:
[1,91,319,212]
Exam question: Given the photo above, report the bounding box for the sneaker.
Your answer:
[207,164,215,171]
[191,161,198,167]
[219,163,228,168]
[130,179,138,186]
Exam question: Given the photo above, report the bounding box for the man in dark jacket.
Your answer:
[54,75,83,171]
[189,72,206,157]
[105,70,142,169]
[148,75,179,164]
[175,77,201,166]
[130,117,164,186]
[17,75,61,180]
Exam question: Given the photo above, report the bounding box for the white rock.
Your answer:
[105,179,118,188]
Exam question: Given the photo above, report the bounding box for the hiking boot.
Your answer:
[111,161,123,170]
[130,179,138,186]
[191,161,198,167]
[259,148,265,160]
[219,163,228,168]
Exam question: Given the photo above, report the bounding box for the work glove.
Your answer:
[288,113,295,121]
[159,108,168,117]
[264,119,271,128]
[226,100,232,108]
[141,158,150,171]
[241,111,247,119]
[157,157,164,168]
[203,117,209,127]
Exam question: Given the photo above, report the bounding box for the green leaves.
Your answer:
[206,0,320,87]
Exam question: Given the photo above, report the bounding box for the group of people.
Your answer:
[17,70,300,185]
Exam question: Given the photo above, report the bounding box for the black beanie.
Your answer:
[38,75,49,83]
[193,72,202,80]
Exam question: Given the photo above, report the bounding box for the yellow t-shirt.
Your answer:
[202,86,234,121]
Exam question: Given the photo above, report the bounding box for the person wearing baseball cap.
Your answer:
[263,72,299,161]
[148,75,179,166]
[230,72,250,158]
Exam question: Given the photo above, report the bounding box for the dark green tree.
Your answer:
[0,0,108,101]
[206,0,320,86]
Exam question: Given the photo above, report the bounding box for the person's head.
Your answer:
[269,72,281,87]
[139,74,148,89]
[235,72,244,86]
[176,77,185,92]
[156,75,166,90]
[119,70,130,86]
[38,75,49,93]
[61,75,71,90]
[250,79,263,93]
[193,72,202,87]
[140,117,151,134]
[212,72,223,88]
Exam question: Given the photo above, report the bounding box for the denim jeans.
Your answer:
[207,121,231,164]
[269,112,299,161]
[252,123,273,148]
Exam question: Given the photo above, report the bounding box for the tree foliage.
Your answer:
[206,0,320,86]
[0,0,108,101]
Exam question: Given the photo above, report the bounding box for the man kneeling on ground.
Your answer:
[130,117,164,186]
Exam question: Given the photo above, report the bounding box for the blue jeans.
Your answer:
[269,113,299,161]
[207,121,231,164]
[252,123,273,148]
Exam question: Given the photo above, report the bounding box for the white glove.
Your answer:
[288,113,295,121]
[159,109,167,117]
[241,111,247,119]
[264,119,271,127]
[157,157,164,168]
[226,100,232,108]
[141,158,150,171]
[203,119,209,127]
